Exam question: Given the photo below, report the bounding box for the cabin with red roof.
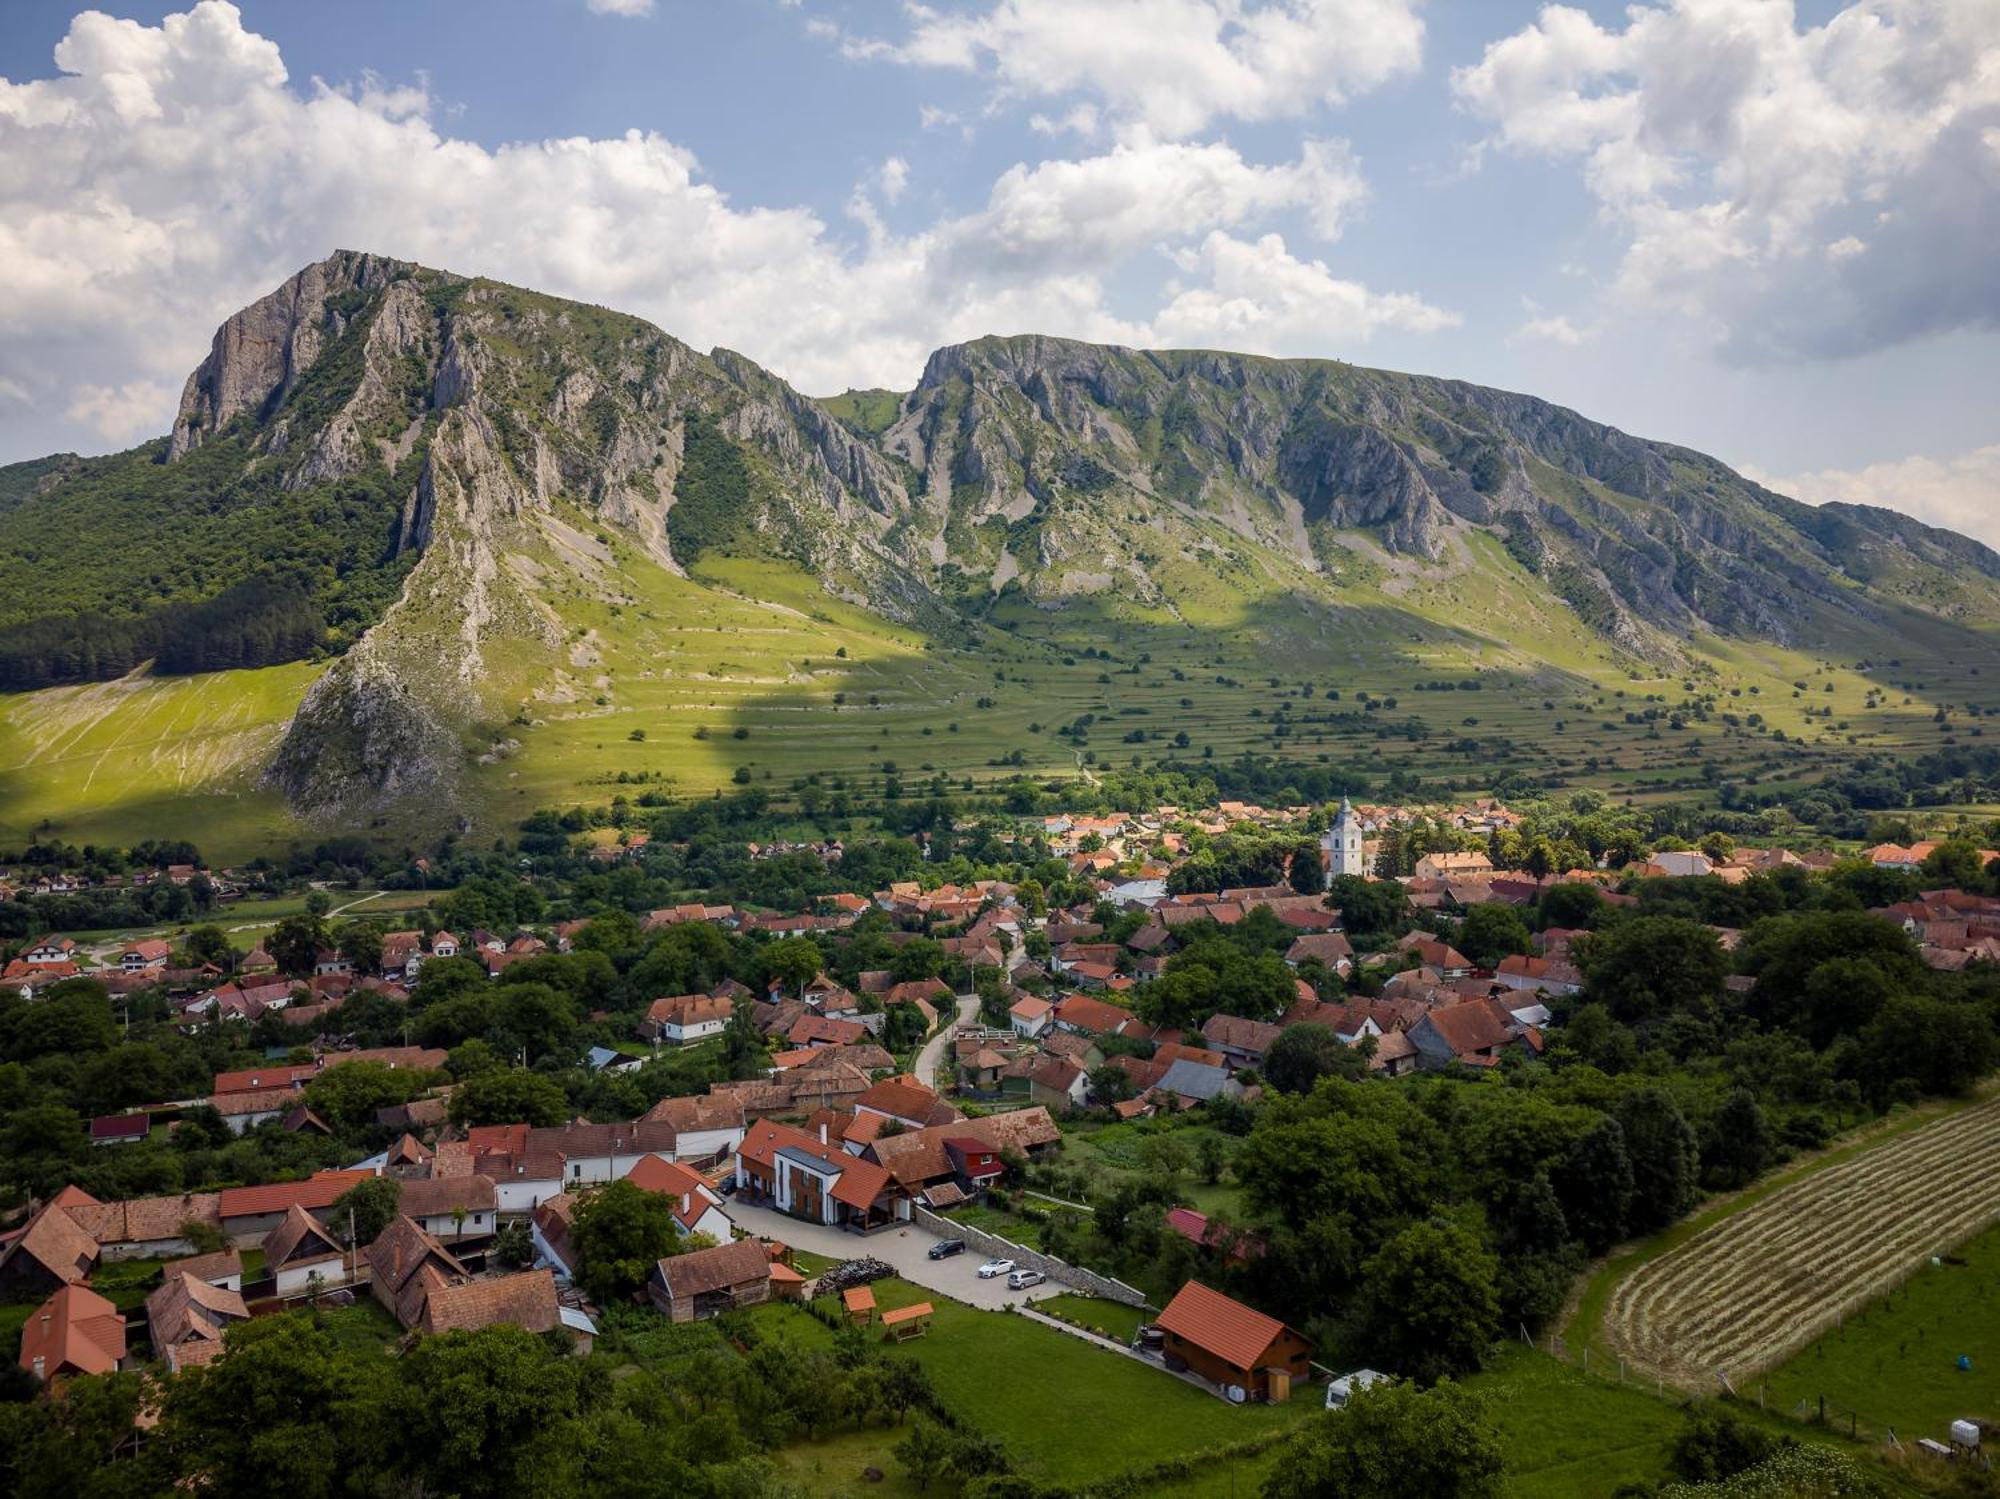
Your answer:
[1154,1280,1312,1403]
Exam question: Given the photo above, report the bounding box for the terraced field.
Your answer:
[1602,1094,2000,1388]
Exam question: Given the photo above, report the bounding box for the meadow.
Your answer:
[2,517,1995,857]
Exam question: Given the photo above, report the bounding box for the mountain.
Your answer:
[0,251,1994,851]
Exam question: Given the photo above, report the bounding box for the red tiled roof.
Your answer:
[1154,1280,1300,1372]
[218,1170,373,1220]
[18,1284,125,1377]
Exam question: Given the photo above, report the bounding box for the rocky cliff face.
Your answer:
[106,255,2000,825]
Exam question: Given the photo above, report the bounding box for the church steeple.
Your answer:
[1321,794,1364,884]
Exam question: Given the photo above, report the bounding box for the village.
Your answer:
[2,784,1999,1496]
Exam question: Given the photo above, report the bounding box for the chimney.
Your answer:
[818,1123,828,1145]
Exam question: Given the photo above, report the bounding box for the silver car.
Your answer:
[1006,1269,1046,1290]
[976,1258,1015,1279]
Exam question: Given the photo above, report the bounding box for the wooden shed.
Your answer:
[1154,1281,1312,1403]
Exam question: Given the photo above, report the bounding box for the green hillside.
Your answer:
[0,250,1995,855]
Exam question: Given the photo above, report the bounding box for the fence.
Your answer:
[1539,1327,1925,1451]
[911,1204,1150,1307]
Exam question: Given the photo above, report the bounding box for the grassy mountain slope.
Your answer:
[0,254,1995,853]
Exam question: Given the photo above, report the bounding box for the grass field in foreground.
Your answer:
[1762,1220,2000,1443]
[754,1277,1311,1494]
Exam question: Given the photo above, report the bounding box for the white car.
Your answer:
[976,1258,1016,1279]
[1006,1269,1046,1291]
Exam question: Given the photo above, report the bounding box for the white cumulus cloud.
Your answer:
[0,2,1449,460]
[832,0,1425,140]
[1147,232,1460,351]
[1452,0,2000,363]
[1744,445,2000,551]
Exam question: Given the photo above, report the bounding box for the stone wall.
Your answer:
[913,1204,1150,1308]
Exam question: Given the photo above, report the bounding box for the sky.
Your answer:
[0,0,1995,543]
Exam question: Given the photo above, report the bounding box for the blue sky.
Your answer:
[1,1,1995,540]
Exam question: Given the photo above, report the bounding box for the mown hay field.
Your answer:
[1602,1093,2000,1389]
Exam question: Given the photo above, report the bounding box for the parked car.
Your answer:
[976,1258,1015,1279]
[1006,1269,1046,1290]
[927,1238,967,1260]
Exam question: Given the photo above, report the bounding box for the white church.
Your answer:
[1321,796,1366,886]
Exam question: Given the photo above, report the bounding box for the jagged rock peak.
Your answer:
[168,250,431,460]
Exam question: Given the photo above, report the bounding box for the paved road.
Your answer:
[722,1197,1063,1310]
[913,993,980,1090]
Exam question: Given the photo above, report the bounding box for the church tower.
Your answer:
[1322,796,1364,884]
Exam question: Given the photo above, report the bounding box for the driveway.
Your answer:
[723,1197,1064,1310]
[913,993,980,1090]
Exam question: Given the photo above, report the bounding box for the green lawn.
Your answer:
[1762,1220,2000,1443]
[1037,1294,1150,1344]
[1466,1346,1688,1499]
[751,1280,1315,1492]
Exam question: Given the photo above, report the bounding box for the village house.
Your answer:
[1283,932,1354,974]
[1408,1002,1514,1070]
[735,1119,902,1230]
[624,1155,734,1241]
[641,993,734,1045]
[647,1237,773,1323]
[1051,993,1140,1039]
[1494,954,1585,996]
[119,939,172,972]
[853,1075,958,1131]
[1200,1014,1283,1070]
[19,1284,126,1382]
[264,1203,350,1296]
[368,1215,562,1338]
[1154,1280,1313,1403]
[146,1271,250,1373]
[88,1114,151,1147]
[637,1093,748,1165]
[397,1176,499,1242]
[1008,996,1054,1039]
[1025,1053,1090,1112]
[19,935,78,967]
[217,1170,374,1243]
[1412,850,1495,882]
[163,1247,242,1294]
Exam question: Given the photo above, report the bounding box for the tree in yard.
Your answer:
[304,1060,424,1135]
[448,1068,570,1128]
[182,924,233,970]
[1197,1133,1228,1185]
[1919,839,1988,891]
[1701,1088,1772,1190]
[1355,1217,1501,1383]
[877,1357,935,1425]
[760,936,825,996]
[155,1312,376,1499]
[1551,1115,1633,1255]
[1615,1089,1701,1233]
[268,913,328,978]
[895,1420,958,1492]
[1135,1133,1193,1181]
[1087,1063,1133,1104]
[1325,876,1408,944]
[1262,1378,1503,1499]
[1537,882,1606,930]
[334,922,383,976]
[1578,915,1727,1025]
[382,1325,586,1499]
[491,1218,534,1269]
[1454,904,1531,970]
[1263,1024,1363,1095]
[332,1177,402,1247]
[570,1179,681,1304]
